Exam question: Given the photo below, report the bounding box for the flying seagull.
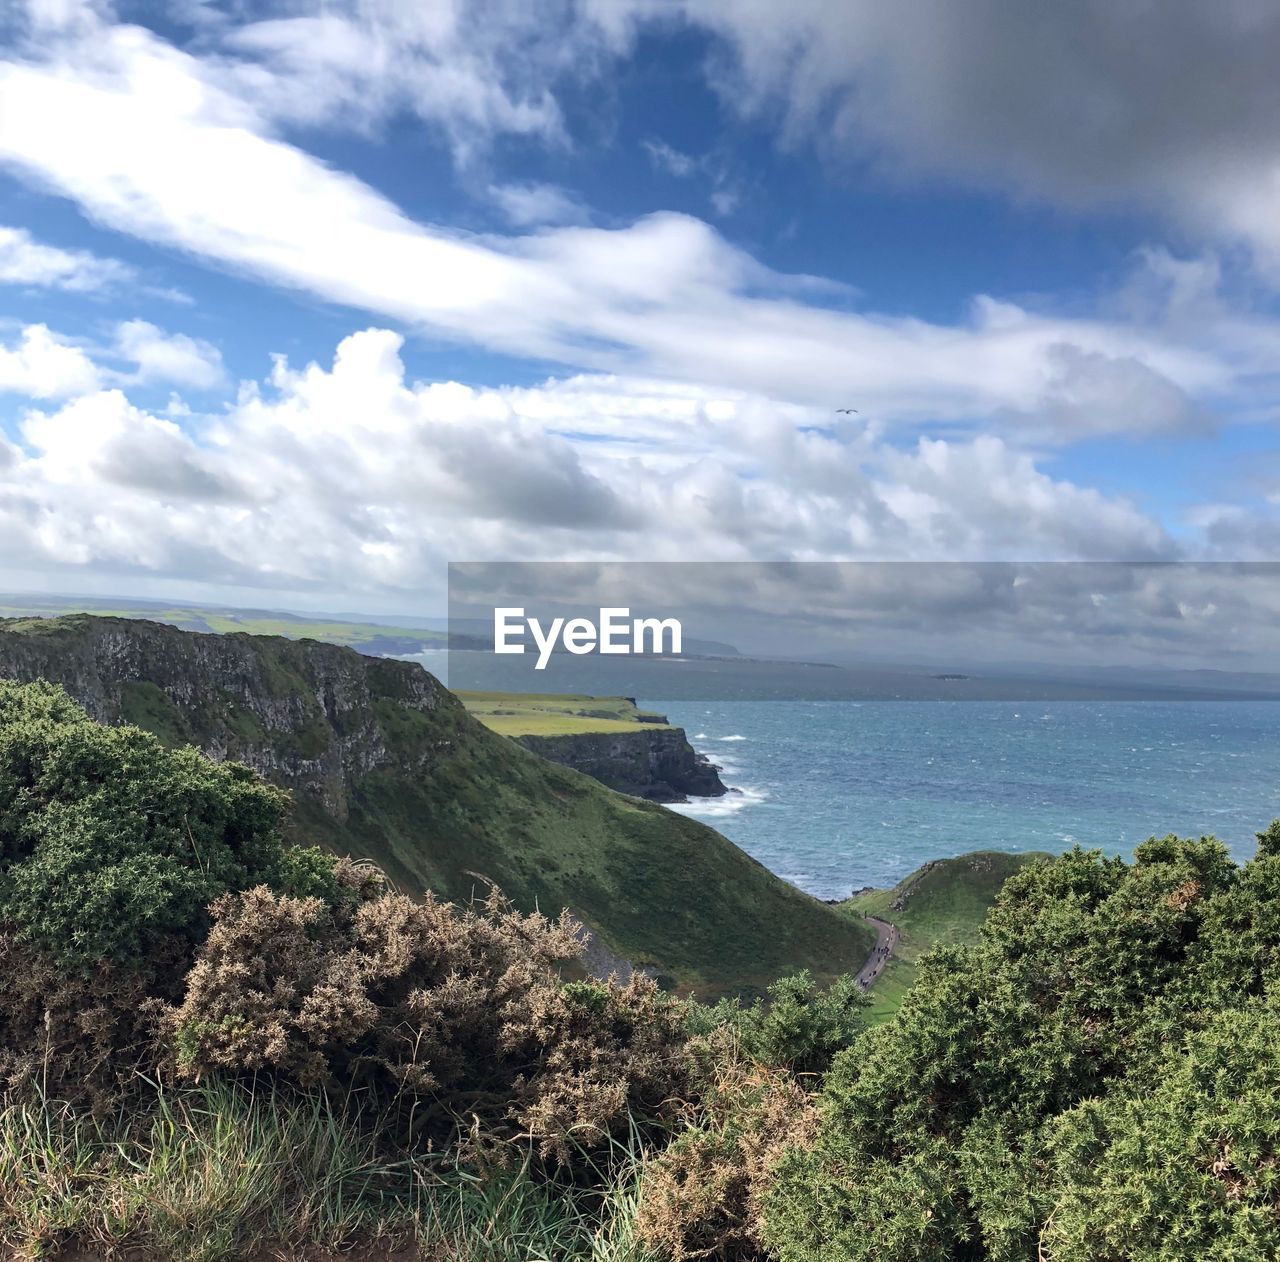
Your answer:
[836,407,859,414]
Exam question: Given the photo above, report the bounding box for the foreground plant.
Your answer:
[0,1080,661,1262]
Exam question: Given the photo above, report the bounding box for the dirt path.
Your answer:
[854,915,899,990]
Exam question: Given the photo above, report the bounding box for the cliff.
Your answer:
[0,615,873,997]
[514,726,727,801]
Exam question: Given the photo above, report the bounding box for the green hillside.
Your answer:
[843,849,1051,1018]
[0,615,872,998]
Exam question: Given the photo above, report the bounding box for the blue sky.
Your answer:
[1,1,1279,614]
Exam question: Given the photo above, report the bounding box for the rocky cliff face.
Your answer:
[514,727,727,801]
[0,614,450,821]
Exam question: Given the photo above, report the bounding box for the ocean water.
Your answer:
[654,700,1280,900]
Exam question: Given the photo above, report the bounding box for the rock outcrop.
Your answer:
[514,727,727,802]
[0,613,444,821]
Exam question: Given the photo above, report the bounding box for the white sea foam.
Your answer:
[670,784,768,819]
[717,734,747,741]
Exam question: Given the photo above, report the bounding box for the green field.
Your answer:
[457,690,670,736]
[842,849,1052,1020]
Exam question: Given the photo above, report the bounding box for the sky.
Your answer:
[2,0,1280,617]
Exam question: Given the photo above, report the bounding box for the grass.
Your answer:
[841,850,1052,1022]
[0,1081,658,1262]
[457,693,669,738]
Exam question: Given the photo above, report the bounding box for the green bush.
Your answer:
[760,834,1280,1262]
[0,679,335,963]
[690,970,867,1078]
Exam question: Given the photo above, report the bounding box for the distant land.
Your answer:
[0,595,484,655]
[9,594,1280,702]
[0,596,737,661]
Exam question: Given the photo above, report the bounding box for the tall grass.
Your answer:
[0,1079,657,1261]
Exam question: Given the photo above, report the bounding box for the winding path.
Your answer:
[854,915,899,990]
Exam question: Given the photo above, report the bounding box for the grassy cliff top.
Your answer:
[0,597,448,653]
[842,849,1052,1020]
[457,691,670,736]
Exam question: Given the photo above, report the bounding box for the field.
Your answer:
[842,849,1051,1020]
[457,691,670,736]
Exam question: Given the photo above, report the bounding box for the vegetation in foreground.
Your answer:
[2,677,1280,1260]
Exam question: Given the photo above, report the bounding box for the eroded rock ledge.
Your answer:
[514,725,728,802]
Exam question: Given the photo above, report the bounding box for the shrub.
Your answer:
[760,836,1273,1262]
[0,680,355,1103]
[168,884,691,1163]
[635,1052,817,1261]
[689,970,867,1077]
[0,680,325,963]
[0,931,178,1105]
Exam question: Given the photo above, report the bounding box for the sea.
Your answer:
[653,699,1280,900]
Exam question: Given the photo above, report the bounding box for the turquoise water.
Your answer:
[654,700,1280,900]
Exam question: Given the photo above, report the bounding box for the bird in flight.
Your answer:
[836,407,859,414]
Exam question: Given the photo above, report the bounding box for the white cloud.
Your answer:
[0,323,99,397]
[642,139,742,217]
[487,181,589,227]
[213,1,640,165]
[13,2,1280,276]
[643,139,697,177]
[0,224,133,292]
[0,16,1241,442]
[113,319,225,388]
[0,328,1174,606]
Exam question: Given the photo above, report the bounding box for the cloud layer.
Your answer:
[0,328,1174,604]
[0,11,1252,444]
[0,2,1277,610]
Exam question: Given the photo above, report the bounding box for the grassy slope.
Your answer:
[842,850,1052,1020]
[0,616,871,999]
[457,690,670,736]
[297,687,868,998]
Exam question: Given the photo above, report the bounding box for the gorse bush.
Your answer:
[0,680,351,1101]
[0,679,338,964]
[689,970,867,1077]
[635,1054,816,1261]
[169,882,691,1163]
[760,833,1280,1262]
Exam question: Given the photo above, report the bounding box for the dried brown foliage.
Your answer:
[167,879,690,1162]
[635,1044,819,1261]
[0,932,183,1107]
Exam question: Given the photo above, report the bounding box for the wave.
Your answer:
[717,734,747,742]
[669,783,769,819]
